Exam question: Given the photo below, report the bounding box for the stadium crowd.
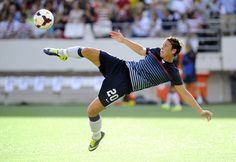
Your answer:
[0,0,235,39]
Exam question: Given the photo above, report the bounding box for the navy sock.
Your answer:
[77,48,84,57]
[89,115,100,122]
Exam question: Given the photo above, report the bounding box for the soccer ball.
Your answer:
[33,9,54,30]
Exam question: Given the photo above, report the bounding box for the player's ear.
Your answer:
[172,48,177,55]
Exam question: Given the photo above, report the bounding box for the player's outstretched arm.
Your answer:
[174,85,213,121]
[110,31,146,56]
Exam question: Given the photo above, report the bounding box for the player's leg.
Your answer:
[87,97,105,152]
[161,83,171,110]
[161,91,171,110]
[192,81,203,104]
[43,46,101,67]
[81,48,100,67]
[171,92,182,112]
[185,75,203,104]
[87,61,132,151]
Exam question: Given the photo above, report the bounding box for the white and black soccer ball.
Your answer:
[33,9,54,30]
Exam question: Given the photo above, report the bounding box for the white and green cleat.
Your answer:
[161,103,170,111]
[43,48,68,61]
[171,105,182,112]
[88,131,105,152]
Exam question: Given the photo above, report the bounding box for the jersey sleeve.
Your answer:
[171,69,183,85]
[146,47,162,60]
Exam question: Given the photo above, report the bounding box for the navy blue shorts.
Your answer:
[184,75,197,84]
[98,51,133,107]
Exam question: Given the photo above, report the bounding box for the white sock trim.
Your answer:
[66,46,83,58]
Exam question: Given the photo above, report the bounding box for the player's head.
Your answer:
[160,37,182,59]
[185,43,193,53]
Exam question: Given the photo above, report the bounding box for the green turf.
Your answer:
[0,104,236,162]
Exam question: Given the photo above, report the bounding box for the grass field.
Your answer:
[0,104,236,162]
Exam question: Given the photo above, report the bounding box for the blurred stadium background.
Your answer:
[0,0,236,162]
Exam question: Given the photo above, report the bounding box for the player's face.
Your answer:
[160,40,174,58]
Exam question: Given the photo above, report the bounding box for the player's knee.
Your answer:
[82,47,91,54]
[87,107,98,117]
[82,48,99,56]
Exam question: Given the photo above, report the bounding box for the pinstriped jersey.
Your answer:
[125,47,183,92]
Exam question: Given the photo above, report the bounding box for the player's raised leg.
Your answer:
[43,47,101,67]
[87,97,105,151]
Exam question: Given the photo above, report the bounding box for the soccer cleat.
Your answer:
[43,48,68,61]
[171,105,182,112]
[88,131,105,152]
[161,104,170,111]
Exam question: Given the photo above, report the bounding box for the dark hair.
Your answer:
[167,36,182,56]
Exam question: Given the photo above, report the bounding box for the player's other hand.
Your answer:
[201,110,213,121]
[110,30,125,43]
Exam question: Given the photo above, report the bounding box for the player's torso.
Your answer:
[126,54,170,91]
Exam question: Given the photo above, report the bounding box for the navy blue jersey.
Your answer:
[183,49,196,76]
[182,49,197,83]
[126,47,183,91]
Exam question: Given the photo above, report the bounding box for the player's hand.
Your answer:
[110,30,125,43]
[201,110,213,121]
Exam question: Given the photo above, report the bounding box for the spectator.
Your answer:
[186,10,203,34]
[67,1,84,24]
[53,1,70,38]
[15,12,32,38]
[116,0,130,9]
[161,9,178,36]
[116,3,134,23]
[208,0,220,19]
[219,0,236,35]
[0,0,232,39]
[0,14,19,39]
[169,0,189,15]
[177,14,188,36]
[93,2,112,38]
[150,11,162,37]
[84,2,96,35]
[64,1,85,39]
[131,10,151,37]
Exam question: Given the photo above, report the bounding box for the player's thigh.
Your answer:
[87,97,105,117]
[98,50,124,77]
[82,48,101,67]
[184,75,196,84]
[98,77,132,107]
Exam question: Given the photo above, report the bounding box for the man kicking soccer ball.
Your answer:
[43,31,213,152]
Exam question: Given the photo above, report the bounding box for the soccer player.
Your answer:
[182,43,203,104]
[43,31,213,151]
